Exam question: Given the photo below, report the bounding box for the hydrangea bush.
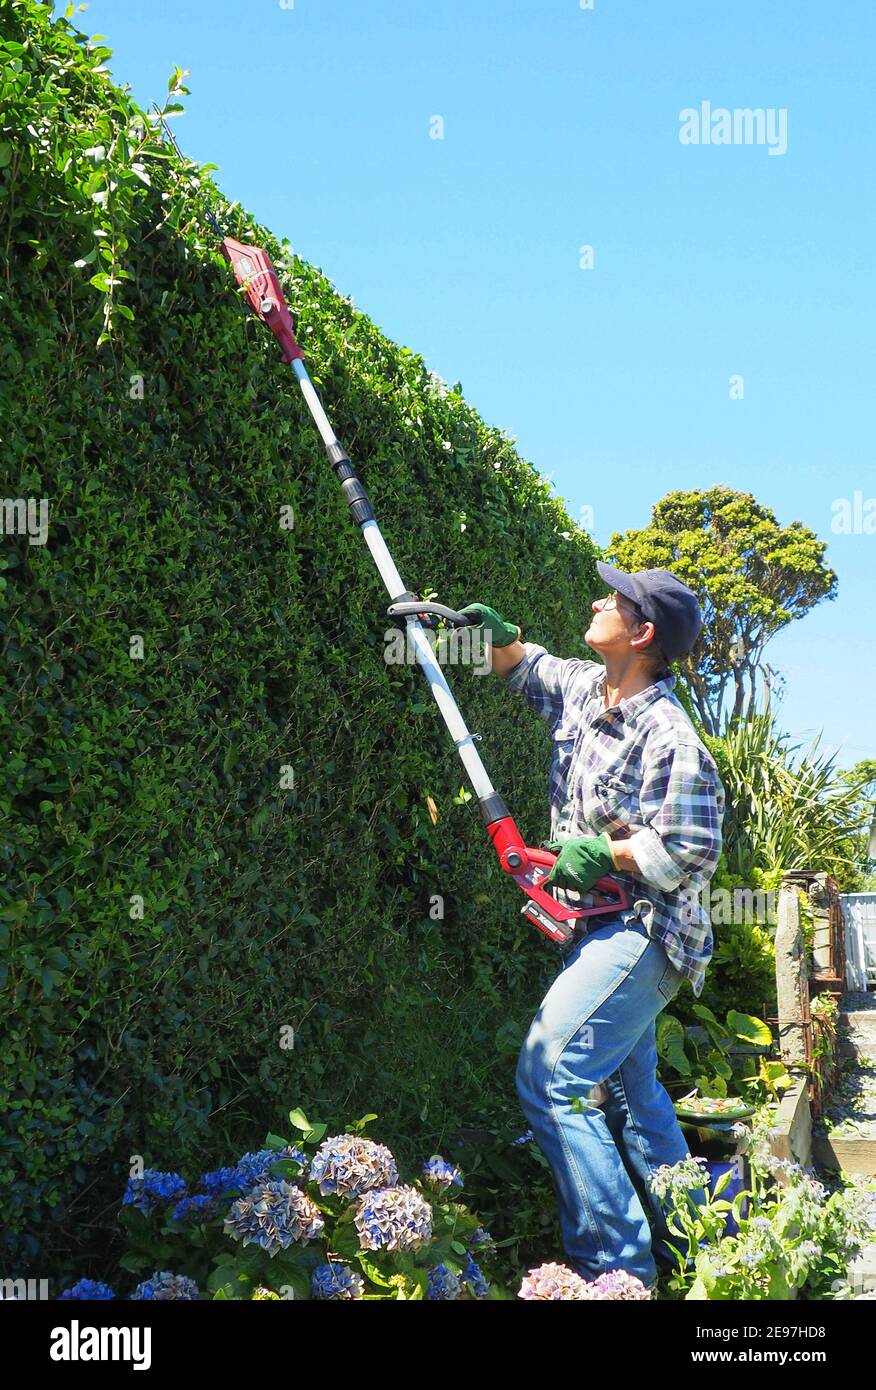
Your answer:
[65,1109,502,1300]
[518,1263,651,1301]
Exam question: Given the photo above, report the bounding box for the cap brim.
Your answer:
[596,560,640,604]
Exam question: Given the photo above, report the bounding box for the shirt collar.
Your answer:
[592,668,676,727]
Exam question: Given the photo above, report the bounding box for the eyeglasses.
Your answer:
[596,590,643,619]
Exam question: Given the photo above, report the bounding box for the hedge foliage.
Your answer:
[1,0,610,1266]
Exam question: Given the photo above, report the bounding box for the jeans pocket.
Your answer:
[657,956,684,1003]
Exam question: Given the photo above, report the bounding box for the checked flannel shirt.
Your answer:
[504,643,725,997]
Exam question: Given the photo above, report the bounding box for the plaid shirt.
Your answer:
[504,643,725,997]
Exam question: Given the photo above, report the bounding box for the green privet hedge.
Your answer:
[0,1,607,1267]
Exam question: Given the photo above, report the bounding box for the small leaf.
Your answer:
[710,1166,736,1199]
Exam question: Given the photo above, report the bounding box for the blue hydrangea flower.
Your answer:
[511,1129,534,1146]
[461,1253,490,1298]
[234,1147,308,1189]
[59,1279,116,1300]
[311,1263,365,1300]
[224,1180,324,1256]
[465,1226,497,1259]
[198,1148,307,1200]
[466,1225,493,1245]
[171,1194,215,1223]
[198,1165,247,1198]
[122,1170,187,1215]
[309,1134,398,1199]
[427,1262,463,1300]
[131,1271,200,1300]
[421,1155,464,1190]
[353,1184,433,1252]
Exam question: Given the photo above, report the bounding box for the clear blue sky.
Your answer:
[75,0,875,765]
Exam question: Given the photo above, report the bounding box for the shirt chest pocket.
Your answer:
[584,769,641,833]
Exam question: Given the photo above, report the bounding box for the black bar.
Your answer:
[479,792,509,826]
[326,441,375,526]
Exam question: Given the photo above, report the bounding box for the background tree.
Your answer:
[838,758,876,799]
[607,487,837,734]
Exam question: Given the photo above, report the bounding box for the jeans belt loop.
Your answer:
[571,917,591,944]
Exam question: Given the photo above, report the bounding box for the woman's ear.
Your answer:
[629,619,658,655]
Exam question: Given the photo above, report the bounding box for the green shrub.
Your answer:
[0,0,603,1268]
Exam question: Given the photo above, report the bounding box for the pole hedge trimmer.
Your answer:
[157,115,627,946]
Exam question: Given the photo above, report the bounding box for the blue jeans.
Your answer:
[516,913,702,1285]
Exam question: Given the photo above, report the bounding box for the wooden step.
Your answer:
[811,970,846,994]
[812,1131,876,1176]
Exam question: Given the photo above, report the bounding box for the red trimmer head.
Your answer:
[221,237,304,365]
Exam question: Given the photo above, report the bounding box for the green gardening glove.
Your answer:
[544,833,616,893]
[459,603,521,647]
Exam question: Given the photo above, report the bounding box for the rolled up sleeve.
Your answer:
[626,739,725,892]
[504,642,596,734]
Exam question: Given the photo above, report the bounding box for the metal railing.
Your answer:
[771,873,843,1121]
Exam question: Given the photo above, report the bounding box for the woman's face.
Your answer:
[585,590,647,657]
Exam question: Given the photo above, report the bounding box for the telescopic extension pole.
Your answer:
[156,113,627,944]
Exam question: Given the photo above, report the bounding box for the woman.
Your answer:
[461,562,725,1288]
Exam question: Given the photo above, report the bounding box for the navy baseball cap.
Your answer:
[596,561,702,660]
